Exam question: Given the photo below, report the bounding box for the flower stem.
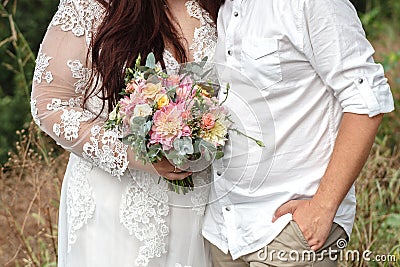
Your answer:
[220,83,230,105]
[229,128,265,147]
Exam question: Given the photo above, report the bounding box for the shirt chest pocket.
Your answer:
[241,37,282,90]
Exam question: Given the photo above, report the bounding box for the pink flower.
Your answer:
[119,95,138,116]
[125,79,146,94]
[201,113,216,130]
[164,75,180,87]
[176,77,193,101]
[150,103,185,150]
[181,125,192,137]
[181,110,191,120]
[118,92,147,125]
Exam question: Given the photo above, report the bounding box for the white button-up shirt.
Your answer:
[203,0,394,260]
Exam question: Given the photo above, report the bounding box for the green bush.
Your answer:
[0,0,58,163]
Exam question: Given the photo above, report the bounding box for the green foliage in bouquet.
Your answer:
[106,53,264,194]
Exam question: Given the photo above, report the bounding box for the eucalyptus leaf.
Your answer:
[145,52,156,68]
[166,86,177,99]
[199,57,208,67]
[204,149,211,161]
[173,137,194,156]
[191,65,203,76]
[215,151,225,160]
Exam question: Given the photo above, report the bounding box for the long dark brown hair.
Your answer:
[87,0,225,114]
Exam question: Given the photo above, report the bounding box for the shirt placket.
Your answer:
[215,0,244,254]
[213,162,238,253]
[225,0,242,66]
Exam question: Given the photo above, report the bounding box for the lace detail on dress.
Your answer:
[161,1,217,68]
[66,157,95,253]
[51,0,105,44]
[67,59,108,119]
[33,49,53,84]
[47,97,82,110]
[162,50,181,73]
[191,191,208,216]
[190,169,211,216]
[46,99,93,141]
[185,0,217,62]
[120,171,170,266]
[82,125,129,178]
[86,94,108,119]
[67,59,91,94]
[31,99,41,126]
[53,109,93,141]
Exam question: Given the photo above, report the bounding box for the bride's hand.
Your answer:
[152,158,192,181]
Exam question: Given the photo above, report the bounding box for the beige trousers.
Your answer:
[209,221,347,267]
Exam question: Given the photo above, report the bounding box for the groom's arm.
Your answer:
[273,112,383,251]
[312,113,383,215]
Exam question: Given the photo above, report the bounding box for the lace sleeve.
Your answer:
[31,0,148,178]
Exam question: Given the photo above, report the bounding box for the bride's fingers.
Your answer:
[164,171,192,181]
[151,158,192,180]
[171,166,187,173]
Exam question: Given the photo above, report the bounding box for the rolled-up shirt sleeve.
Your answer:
[302,0,394,117]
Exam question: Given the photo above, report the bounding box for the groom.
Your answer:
[203,0,394,266]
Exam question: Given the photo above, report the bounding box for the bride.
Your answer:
[30,0,224,266]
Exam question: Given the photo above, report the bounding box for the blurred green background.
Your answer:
[0,0,58,163]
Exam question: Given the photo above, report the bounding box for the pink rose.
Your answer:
[201,113,216,130]
[141,82,162,100]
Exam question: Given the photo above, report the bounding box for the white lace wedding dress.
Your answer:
[30,1,217,266]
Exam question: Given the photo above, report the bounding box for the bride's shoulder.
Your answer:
[50,0,106,40]
[55,0,107,7]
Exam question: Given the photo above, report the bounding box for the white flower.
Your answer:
[133,104,153,117]
[108,107,119,120]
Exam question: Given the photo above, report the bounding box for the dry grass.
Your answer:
[0,123,67,266]
[1,126,399,266]
[340,138,400,267]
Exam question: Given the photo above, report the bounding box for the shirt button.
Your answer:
[233,11,239,17]
[225,207,231,211]
[227,50,232,56]
[358,78,364,84]
[216,171,222,176]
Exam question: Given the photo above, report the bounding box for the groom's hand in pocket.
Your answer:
[272,199,335,251]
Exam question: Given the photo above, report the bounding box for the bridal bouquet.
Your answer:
[106,53,264,194]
